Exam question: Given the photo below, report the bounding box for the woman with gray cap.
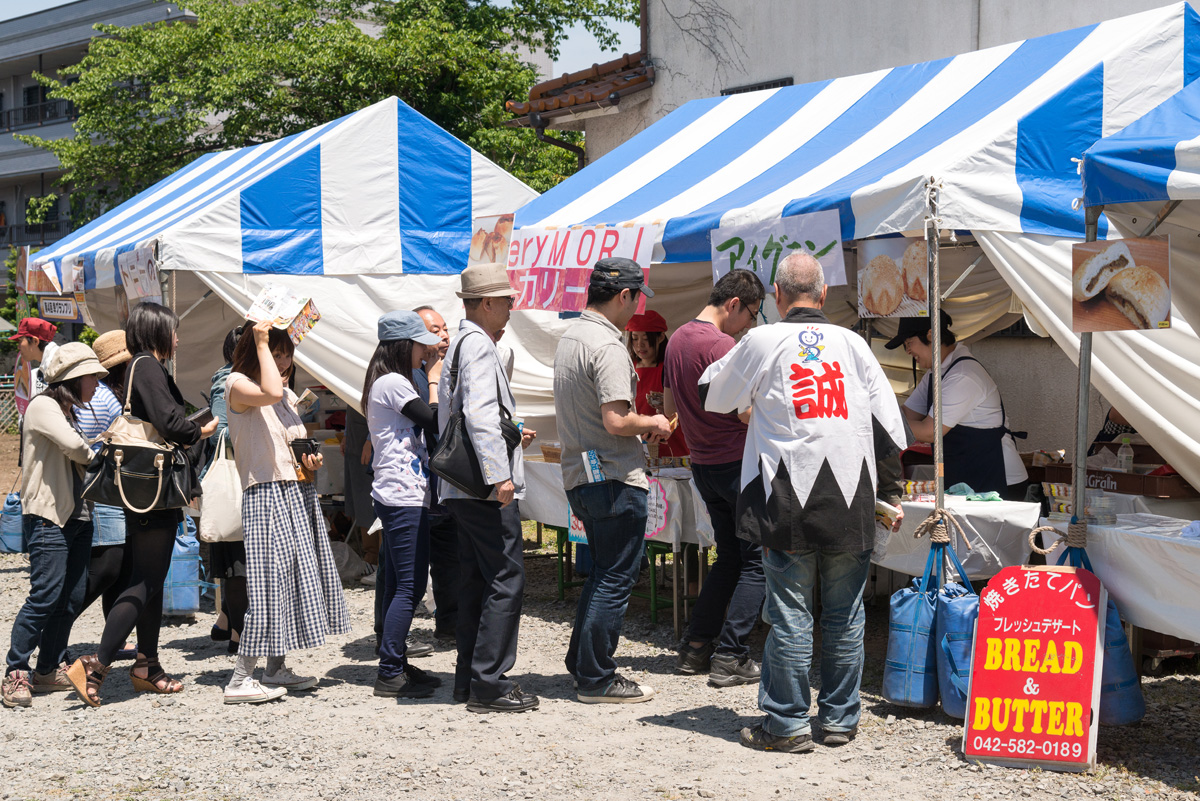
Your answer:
[363,311,444,699]
[3,344,107,709]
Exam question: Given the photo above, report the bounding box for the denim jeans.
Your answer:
[686,461,765,656]
[6,516,93,674]
[564,480,648,691]
[375,502,429,679]
[759,548,872,737]
[90,503,127,547]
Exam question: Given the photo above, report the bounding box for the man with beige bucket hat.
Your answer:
[437,262,538,713]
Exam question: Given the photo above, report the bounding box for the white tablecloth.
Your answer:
[873,497,1043,579]
[522,460,715,550]
[1041,514,1200,643]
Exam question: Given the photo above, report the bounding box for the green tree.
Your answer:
[19,0,635,224]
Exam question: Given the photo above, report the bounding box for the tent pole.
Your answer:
[1073,207,1102,517]
[926,181,944,510]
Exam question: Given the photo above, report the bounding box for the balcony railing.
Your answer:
[0,217,71,246]
[0,99,77,133]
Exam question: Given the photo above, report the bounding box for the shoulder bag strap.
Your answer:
[446,330,482,408]
[123,355,149,415]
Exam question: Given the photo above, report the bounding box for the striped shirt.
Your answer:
[76,382,123,453]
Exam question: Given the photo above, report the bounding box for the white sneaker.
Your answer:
[360,570,377,587]
[224,678,286,704]
[261,666,318,692]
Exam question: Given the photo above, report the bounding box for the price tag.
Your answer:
[963,565,1105,772]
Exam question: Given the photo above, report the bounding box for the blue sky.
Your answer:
[0,1,640,74]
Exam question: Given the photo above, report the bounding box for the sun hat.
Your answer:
[42,342,108,383]
[884,310,953,350]
[625,310,668,333]
[590,257,654,298]
[91,330,132,369]
[7,317,57,342]
[456,262,517,299]
[378,311,442,345]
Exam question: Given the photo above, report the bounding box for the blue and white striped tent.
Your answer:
[32,96,534,284]
[516,3,1199,253]
[513,3,1200,485]
[27,97,543,408]
[1067,78,1200,502]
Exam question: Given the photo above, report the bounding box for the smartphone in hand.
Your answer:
[187,407,215,427]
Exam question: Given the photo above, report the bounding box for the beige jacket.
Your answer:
[21,394,94,527]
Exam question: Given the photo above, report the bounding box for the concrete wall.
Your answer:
[969,337,1107,457]
[583,0,1193,159]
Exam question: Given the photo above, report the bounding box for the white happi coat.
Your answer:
[700,307,906,552]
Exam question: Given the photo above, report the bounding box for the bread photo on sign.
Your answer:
[901,240,928,302]
[1103,265,1170,329]
[1072,241,1132,301]
[861,254,904,316]
[470,228,490,262]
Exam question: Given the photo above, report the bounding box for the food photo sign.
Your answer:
[1071,237,1170,333]
[963,565,1106,772]
[857,236,929,318]
[710,209,847,290]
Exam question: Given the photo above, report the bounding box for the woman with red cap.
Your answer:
[626,311,689,458]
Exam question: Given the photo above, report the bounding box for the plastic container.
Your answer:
[0,493,23,554]
[163,519,201,616]
[1116,437,1134,473]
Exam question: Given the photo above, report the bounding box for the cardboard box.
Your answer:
[1042,463,1197,498]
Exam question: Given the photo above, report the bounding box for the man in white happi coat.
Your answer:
[700,253,906,753]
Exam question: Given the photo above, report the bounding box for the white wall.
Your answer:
[583,0,1191,159]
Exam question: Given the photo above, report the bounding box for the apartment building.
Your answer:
[0,0,193,261]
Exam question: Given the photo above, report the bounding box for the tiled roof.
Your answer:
[506,51,653,125]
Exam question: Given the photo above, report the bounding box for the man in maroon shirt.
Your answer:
[663,269,766,686]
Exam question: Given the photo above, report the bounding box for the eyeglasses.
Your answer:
[748,302,768,327]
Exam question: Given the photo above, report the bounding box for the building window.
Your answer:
[721,77,794,96]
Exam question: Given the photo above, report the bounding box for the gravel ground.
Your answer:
[1,527,1198,801]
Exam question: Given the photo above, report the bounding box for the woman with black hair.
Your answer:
[67,302,218,707]
[207,327,248,655]
[3,344,107,709]
[222,320,348,704]
[363,311,443,699]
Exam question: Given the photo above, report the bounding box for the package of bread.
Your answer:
[1103,265,1170,329]
[861,254,904,316]
[1073,241,1133,301]
[901,240,928,302]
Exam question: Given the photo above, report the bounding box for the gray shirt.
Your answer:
[553,310,648,492]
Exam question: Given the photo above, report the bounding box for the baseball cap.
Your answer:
[590,257,654,298]
[8,317,57,342]
[884,310,953,349]
[378,311,442,346]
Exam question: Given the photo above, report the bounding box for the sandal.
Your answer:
[129,656,183,695]
[65,655,109,708]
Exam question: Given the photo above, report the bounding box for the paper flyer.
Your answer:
[246,284,322,345]
[117,247,162,303]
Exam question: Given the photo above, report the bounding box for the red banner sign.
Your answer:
[963,566,1105,772]
[506,224,660,312]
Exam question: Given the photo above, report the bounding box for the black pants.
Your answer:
[428,512,460,636]
[685,461,765,657]
[81,541,133,621]
[444,498,525,702]
[97,511,179,666]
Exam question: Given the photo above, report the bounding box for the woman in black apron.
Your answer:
[887,313,1026,498]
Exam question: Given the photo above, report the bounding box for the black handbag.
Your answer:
[82,356,200,514]
[429,333,521,499]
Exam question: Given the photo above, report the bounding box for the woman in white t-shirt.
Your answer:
[888,313,1028,498]
[363,311,444,700]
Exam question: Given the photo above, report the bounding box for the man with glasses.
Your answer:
[661,269,767,685]
[554,257,671,703]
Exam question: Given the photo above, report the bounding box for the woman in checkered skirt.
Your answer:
[222,320,350,704]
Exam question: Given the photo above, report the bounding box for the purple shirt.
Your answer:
[662,319,747,465]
